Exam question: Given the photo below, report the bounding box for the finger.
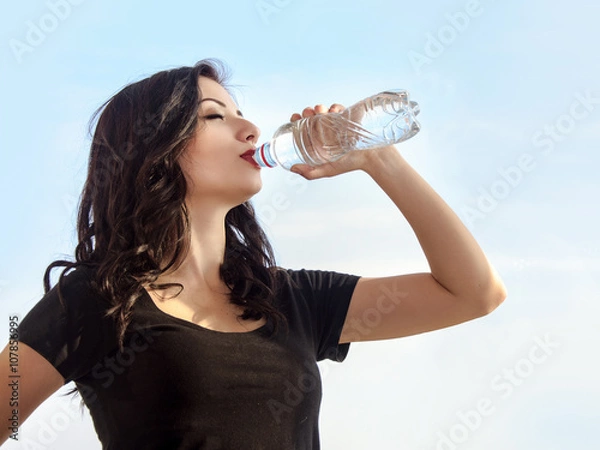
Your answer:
[290,113,302,122]
[329,103,345,113]
[302,107,316,118]
[294,165,333,181]
[290,163,315,177]
[314,104,328,114]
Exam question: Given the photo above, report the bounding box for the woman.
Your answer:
[0,59,507,449]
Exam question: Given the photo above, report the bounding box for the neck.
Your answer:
[159,199,231,293]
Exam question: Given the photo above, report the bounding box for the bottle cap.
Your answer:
[409,100,420,116]
[253,142,277,168]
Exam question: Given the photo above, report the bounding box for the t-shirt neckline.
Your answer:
[139,287,270,336]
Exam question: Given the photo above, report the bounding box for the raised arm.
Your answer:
[289,103,507,343]
[340,148,506,342]
[0,342,64,445]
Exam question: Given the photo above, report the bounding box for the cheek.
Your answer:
[182,133,225,168]
[179,140,216,174]
[179,152,233,194]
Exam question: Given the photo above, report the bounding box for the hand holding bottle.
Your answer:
[253,89,421,177]
[286,103,385,179]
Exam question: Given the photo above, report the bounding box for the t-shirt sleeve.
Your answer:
[16,266,118,384]
[286,269,360,363]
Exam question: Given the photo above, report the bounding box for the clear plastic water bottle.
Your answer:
[253,89,421,170]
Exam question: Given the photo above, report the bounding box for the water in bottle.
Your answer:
[253,89,421,170]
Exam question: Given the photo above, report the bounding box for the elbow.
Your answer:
[458,277,507,317]
[480,280,508,315]
[471,265,508,315]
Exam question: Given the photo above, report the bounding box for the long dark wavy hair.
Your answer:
[45,59,288,364]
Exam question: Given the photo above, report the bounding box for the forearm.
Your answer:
[363,147,506,303]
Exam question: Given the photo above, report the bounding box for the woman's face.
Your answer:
[179,76,262,209]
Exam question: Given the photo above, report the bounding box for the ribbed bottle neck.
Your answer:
[253,142,277,168]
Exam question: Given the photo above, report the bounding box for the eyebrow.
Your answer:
[199,98,244,118]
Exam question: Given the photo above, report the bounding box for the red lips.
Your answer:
[240,149,260,169]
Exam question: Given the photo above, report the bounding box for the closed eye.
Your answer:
[205,114,225,120]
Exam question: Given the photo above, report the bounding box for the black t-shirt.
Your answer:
[17,266,360,449]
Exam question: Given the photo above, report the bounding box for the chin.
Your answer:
[244,180,263,200]
[234,177,263,205]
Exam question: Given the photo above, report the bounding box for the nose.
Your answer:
[239,118,261,146]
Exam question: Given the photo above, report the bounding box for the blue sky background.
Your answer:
[1,0,599,448]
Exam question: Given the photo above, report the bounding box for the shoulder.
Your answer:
[30,264,111,318]
[277,267,360,287]
[49,263,96,290]
[274,267,360,299]
[17,264,119,383]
